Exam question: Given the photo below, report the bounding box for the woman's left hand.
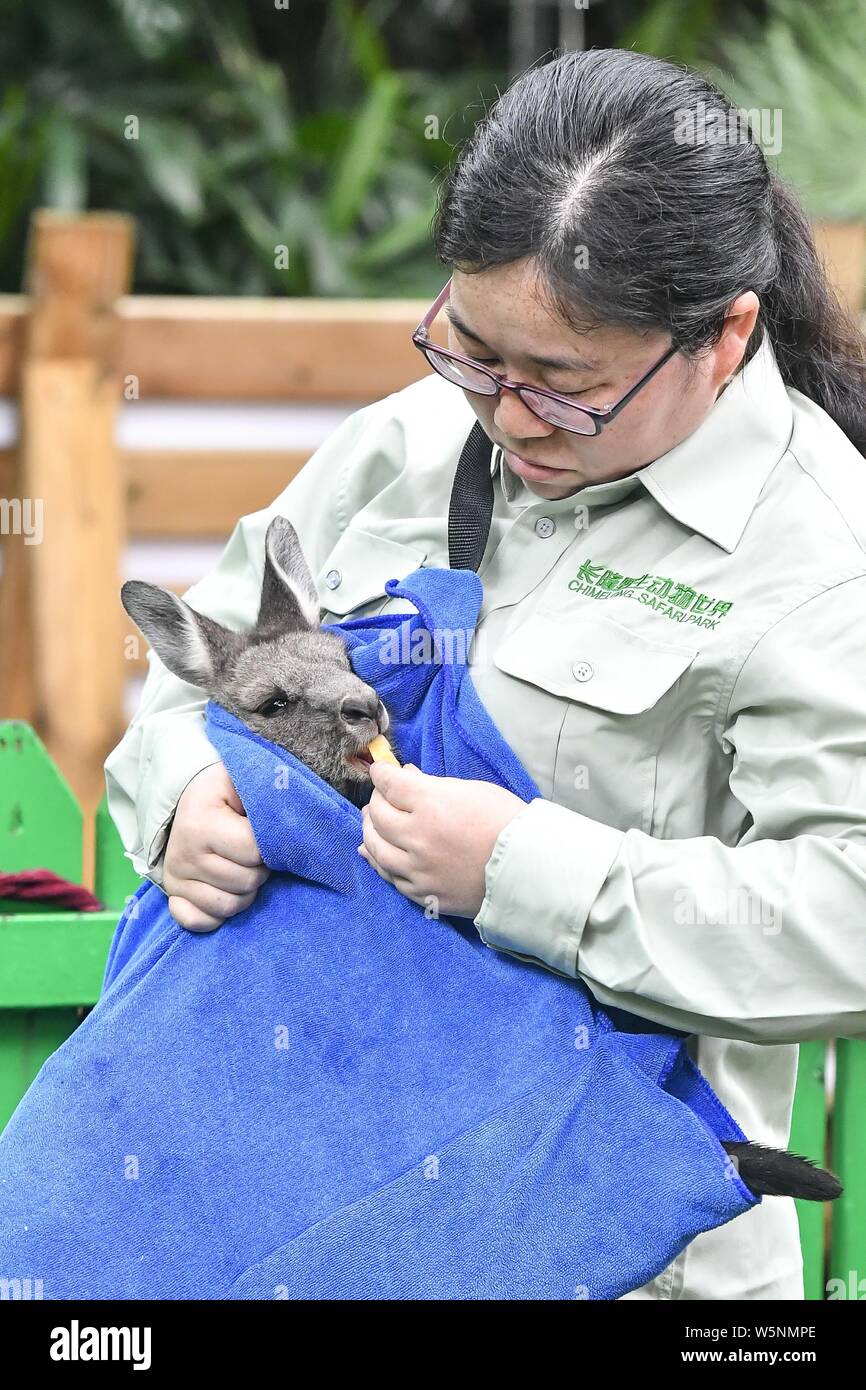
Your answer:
[357,762,527,919]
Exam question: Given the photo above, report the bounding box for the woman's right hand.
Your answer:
[162,762,271,932]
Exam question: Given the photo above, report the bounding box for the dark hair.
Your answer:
[432,48,866,457]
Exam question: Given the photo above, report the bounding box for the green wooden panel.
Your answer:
[0,913,119,1008]
[828,1039,866,1297]
[790,1039,830,1300]
[0,1006,83,1131]
[0,720,83,889]
[0,723,135,1135]
[94,791,143,910]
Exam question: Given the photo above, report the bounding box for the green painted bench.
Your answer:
[0,719,862,1298]
[0,720,140,1127]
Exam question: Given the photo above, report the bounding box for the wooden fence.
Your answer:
[0,210,448,817]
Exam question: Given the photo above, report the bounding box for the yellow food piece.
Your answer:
[367,733,400,765]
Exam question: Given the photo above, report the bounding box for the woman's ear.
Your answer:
[715,291,761,389]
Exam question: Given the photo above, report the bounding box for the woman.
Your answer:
[106,48,866,1300]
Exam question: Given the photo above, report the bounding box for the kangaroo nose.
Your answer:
[340,691,381,729]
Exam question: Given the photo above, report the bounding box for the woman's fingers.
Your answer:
[161,760,271,932]
[167,895,226,934]
[197,851,270,896]
[166,878,261,932]
[365,792,413,850]
[205,802,267,869]
[360,805,413,880]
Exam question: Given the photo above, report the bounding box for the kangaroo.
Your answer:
[122,515,390,805]
[120,514,843,1205]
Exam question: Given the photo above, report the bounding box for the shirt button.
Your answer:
[572,661,594,682]
[325,568,342,590]
[534,516,556,538]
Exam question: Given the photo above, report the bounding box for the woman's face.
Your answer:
[448,260,760,501]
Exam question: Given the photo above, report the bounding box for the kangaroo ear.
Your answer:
[256,515,320,634]
[120,581,236,688]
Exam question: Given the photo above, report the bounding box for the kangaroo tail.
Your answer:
[722,1140,843,1201]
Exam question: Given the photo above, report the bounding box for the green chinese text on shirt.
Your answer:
[568,560,734,630]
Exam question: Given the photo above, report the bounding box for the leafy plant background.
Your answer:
[707,0,866,222]
[0,0,855,296]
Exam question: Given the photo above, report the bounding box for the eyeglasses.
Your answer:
[411,277,679,437]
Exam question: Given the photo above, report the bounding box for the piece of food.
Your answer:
[367,733,400,765]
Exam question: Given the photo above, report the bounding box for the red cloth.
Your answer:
[0,870,104,912]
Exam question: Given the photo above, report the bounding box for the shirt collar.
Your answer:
[636,333,793,552]
[492,333,793,551]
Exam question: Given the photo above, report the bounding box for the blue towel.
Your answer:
[0,566,758,1299]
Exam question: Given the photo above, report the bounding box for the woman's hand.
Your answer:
[357,762,527,919]
[163,762,271,932]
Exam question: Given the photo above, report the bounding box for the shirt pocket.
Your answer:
[491,609,698,833]
[315,526,428,621]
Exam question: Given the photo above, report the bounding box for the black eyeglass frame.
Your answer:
[411,276,680,437]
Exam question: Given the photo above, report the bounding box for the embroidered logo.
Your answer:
[568,560,734,630]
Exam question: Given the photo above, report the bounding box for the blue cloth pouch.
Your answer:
[0,566,759,1299]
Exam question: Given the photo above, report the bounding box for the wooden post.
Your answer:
[0,507,36,721]
[14,211,134,810]
[812,220,866,318]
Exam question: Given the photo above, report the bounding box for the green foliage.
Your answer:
[3,0,858,295]
[0,0,500,295]
[617,0,732,66]
[704,0,866,220]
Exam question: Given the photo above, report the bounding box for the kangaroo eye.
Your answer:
[257,692,292,717]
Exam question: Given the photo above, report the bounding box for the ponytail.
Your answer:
[759,177,866,456]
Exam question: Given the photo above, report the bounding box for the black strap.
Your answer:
[448,420,495,572]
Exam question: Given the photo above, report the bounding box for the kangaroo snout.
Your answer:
[340,691,390,736]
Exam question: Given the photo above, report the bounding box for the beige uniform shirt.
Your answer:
[105,334,866,1300]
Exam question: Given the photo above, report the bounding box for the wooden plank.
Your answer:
[0,476,37,721]
[0,265,861,399]
[827,1039,866,1296]
[812,221,866,318]
[0,295,448,400]
[0,447,14,497]
[25,212,133,360]
[5,446,314,537]
[19,212,134,802]
[0,913,118,1009]
[0,294,449,397]
[125,449,309,536]
[0,294,27,394]
[0,720,83,885]
[23,361,130,797]
[0,1006,85,1133]
[93,793,144,911]
[116,295,447,401]
[0,451,29,728]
